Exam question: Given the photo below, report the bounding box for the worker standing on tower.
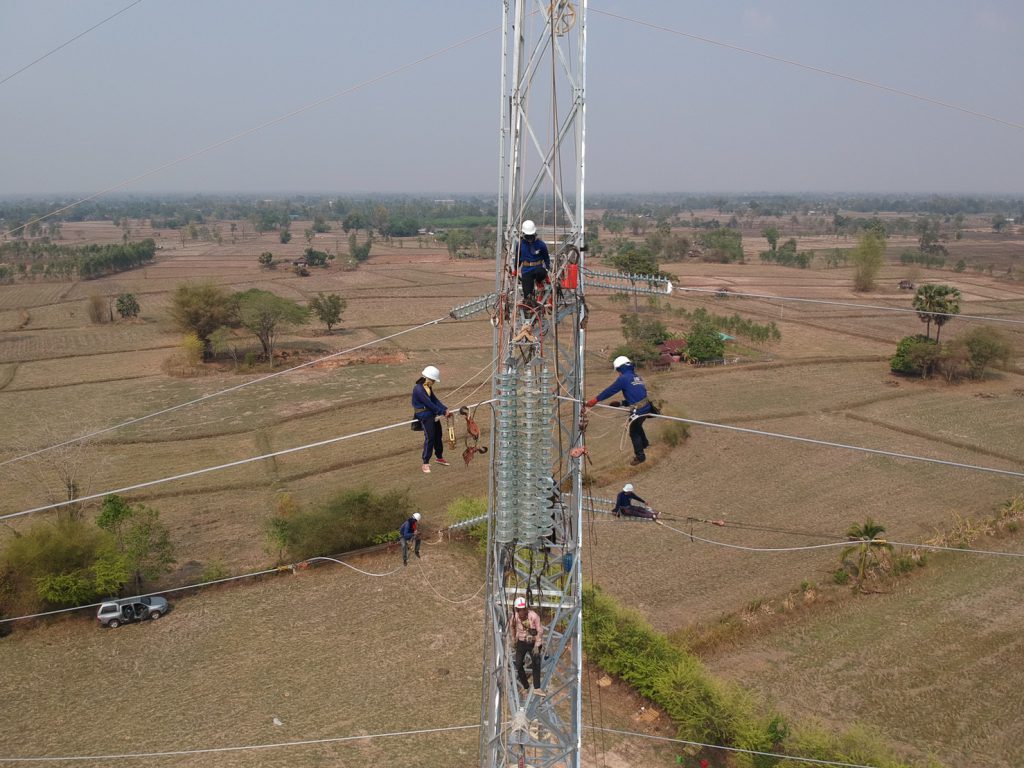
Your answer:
[586,356,657,465]
[412,365,450,473]
[511,596,545,695]
[517,220,550,306]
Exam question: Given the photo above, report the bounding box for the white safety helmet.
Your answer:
[521,220,537,236]
[612,355,632,370]
[514,597,527,609]
[421,365,441,382]
[413,512,421,521]
[623,483,634,493]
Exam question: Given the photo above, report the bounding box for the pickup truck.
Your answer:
[96,596,169,628]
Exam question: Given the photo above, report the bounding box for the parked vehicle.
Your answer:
[96,596,169,628]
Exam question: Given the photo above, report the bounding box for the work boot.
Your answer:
[630,455,646,466]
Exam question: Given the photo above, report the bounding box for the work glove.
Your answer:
[584,398,597,408]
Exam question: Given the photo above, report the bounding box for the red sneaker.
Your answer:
[435,458,451,467]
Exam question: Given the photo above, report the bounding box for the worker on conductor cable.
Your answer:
[511,596,545,696]
[585,355,658,466]
[614,483,659,520]
[399,512,422,565]
[516,219,550,305]
[412,365,450,473]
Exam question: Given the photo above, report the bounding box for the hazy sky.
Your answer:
[1,1,1022,196]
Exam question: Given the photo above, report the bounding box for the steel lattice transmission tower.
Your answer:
[480,1,588,766]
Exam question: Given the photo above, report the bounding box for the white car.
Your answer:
[96,596,169,628]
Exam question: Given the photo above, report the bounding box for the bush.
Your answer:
[685,320,725,362]
[0,520,113,611]
[115,293,140,318]
[889,334,938,377]
[267,487,412,561]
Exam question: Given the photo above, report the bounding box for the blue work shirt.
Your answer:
[594,364,652,414]
[518,237,550,275]
[615,490,647,509]
[399,517,419,540]
[412,381,447,418]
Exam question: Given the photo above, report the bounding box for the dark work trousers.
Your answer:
[419,415,444,463]
[401,536,420,564]
[616,504,656,520]
[515,640,542,689]
[629,413,651,459]
[521,268,548,303]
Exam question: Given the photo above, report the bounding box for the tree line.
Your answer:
[0,239,156,280]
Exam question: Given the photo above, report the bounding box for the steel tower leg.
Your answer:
[482,2,587,767]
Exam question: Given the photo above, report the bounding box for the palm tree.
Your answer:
[912,284,942,339]
[932,286,961,344]
[840,517,893,591]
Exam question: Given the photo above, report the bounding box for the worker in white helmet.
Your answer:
[613,483,658,520]
[585,355,657,465]
[511,596,545,695]
[399,512,423,565]
[412,365,450,473]
[517,219,550,306]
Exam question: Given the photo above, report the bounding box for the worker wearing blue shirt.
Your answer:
[412,365,450,473]
[517,219,550,305]
[586,355,656,465]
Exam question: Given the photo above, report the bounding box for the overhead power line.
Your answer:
[569,400,1024,480]
[671,285,1024,327]
[0,724,480,763]
[2,23,498,238]
[591,7,1024,133]
[0,400,495,522]
[0,0,145,88]
[0,314,449,468]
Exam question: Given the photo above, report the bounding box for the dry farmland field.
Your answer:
[1,218,1023,766]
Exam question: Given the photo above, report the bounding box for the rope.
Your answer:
[304,556,402,578]
[0,724,480,763]
[567,399,1024,480]
[0,0,145,87]
[0,315,449,468]
[413,558,487,604]
[590,8,1024,134]
[584,724,883,768]
[660,520,1024,559]
[0,399,496,522]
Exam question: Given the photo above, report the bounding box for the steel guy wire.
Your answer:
[0,724,481,763]
[565,399,1024,480]
[668,284,1024,327]
[0,399,496,523]
[590,7,1024,133]
[0,314,450,468]
[0,0,145,88]
[584,724,883,768]
[2,24,499,238]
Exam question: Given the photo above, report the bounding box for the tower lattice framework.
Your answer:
[480,2,588,766]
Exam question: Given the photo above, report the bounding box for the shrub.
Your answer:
[889,334,938,377]
[115,293,140,318]
[179,332,204,367]
[832,568,850,586]
[658,405,690,447]
[201,560,230,582]
[685,320,725,362]
[267,487,412,561]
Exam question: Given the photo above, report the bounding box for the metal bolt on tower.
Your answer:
[481,1,588,766]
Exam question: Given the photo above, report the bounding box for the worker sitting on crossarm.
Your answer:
[614,483,659,520]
